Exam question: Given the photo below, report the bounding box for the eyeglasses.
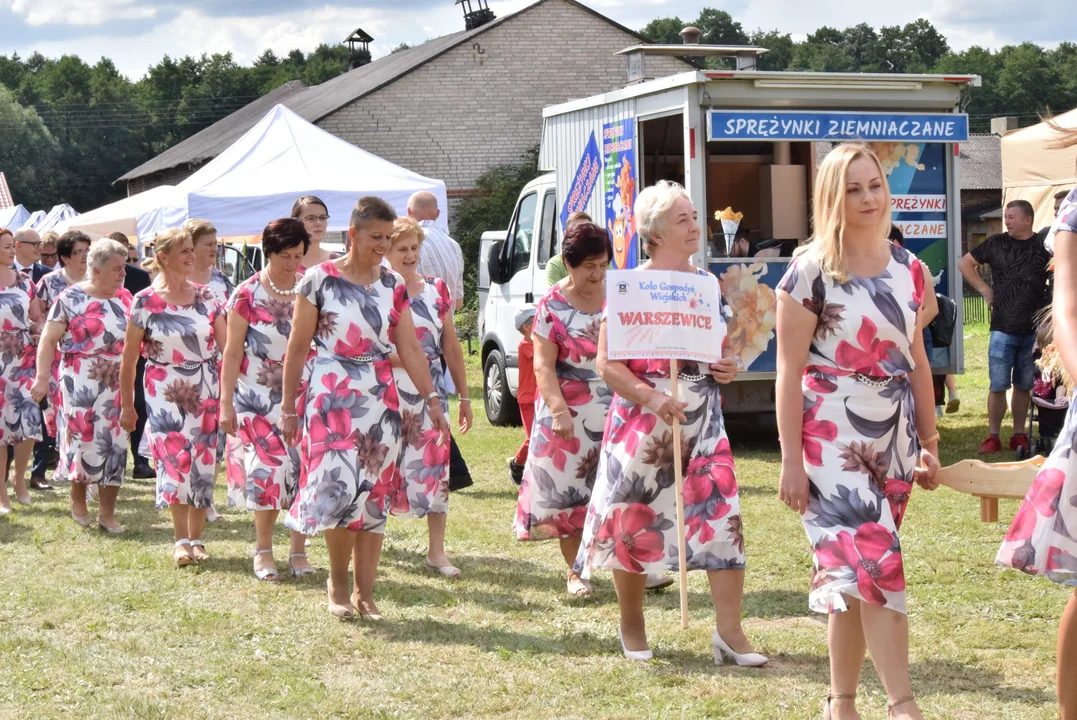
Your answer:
[40,252,58,260]
[302,215,330,223]
[17,241,42,247]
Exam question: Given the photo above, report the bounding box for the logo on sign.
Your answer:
[617,281,629,294]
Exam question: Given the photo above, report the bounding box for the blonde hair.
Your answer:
[796,143,892,282]
[390,217,425,246]
[143,228,191,275]
[182,218,217,245]
[636,180,692,257]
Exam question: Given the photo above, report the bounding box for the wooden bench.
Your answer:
[935,456,1043,522]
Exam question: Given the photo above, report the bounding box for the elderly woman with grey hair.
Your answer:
[574,180,766,666]
[32,239,133,533]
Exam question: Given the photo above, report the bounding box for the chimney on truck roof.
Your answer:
[679,26,702,45]
[456,0,495,31]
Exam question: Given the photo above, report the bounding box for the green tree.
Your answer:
[995,43,1062,116]
[0,86,62,209]
[750,30,794,71]
[391,43,413,54]
[788,42,855,72]
[842,23,881,72]
[639,16,685,45]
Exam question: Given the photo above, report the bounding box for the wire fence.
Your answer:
[964,289,990,326]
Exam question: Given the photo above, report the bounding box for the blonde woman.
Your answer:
[119,229,228,566]
[385,218,472,577]
[775,144,939,720]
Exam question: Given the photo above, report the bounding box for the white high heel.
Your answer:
[251,548,279,582]
[712,629,767,667]
[619,628,653,662]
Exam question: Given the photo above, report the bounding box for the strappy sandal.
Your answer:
[174,539,193,567]
[289,553,317,578]
[189,539,211,563]
[567,571,593,597]
[888,696,916,719]
[823,692,856,720]
[424,558,461,578]
[251,548,279,582]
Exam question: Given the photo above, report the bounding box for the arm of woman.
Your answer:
[909,306,940,489]
[280,295,318,447]
[396,308,450,439]
[30,321,65,402]
[119,323,145,433]
[440,314,472,434]
[596,320,687,424]
[219,309,249,437]
[775,293,817,514]
[1052,230,1077,382]
[533,334,574,439]
[28,297,44,341]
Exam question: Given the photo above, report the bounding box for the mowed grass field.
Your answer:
[0,321,1065,719]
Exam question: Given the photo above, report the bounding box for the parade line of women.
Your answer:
[3,140,1077,719]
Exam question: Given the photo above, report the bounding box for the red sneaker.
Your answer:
[1009,433,1030,452]
[978,435,1002,454]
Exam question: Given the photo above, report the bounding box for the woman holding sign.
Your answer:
[576,181,766,666]
[775,144,939,720]
[513,222,612,597]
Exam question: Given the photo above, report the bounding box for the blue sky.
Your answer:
[0,0,1069,79]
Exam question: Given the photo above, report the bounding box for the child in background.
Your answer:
[508,307,537,486]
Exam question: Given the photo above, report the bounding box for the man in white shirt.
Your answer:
[12,228,50,283]
[408,191,465,311]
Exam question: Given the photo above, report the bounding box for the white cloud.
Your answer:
[6,0,155,26]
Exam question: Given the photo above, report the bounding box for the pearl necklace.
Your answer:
[266,270,299,296]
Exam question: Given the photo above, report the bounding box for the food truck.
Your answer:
[479,44,980,423]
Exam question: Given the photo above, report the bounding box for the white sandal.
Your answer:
[289,553,316,578]
[189,539,210,563]
[251,548,279,582]
[174,538,193,567]
[425,558,462,578]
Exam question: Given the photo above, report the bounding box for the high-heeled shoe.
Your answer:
[289,553,317,578]
[711,629,767,667]
[618,628,653,661]
[327,580,354,619]
[822,693,856,720]
[351,592,384,621]
[251,548,279,582]
[887,695,916,719]
[71,510,91,527]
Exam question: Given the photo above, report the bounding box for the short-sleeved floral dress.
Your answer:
[36,269,76,480]
[127,284,225,508]
[390,276,453,519]
[0,272,42,445]
[514,285,611,541]
[575,268,744,577]
[998,188,1077,584]
[777,244,926,614]
[224,275,302,512]
[49,285,133,486]
[285,263,408,535]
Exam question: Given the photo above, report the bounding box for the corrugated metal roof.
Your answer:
[119,0,666,184]
[958,133,1002,190]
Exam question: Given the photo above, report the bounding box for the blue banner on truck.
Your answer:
[560,131,601,232]
[707,111,969,143]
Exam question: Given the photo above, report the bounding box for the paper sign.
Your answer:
[606,270,726,363]
[560,132,601,232]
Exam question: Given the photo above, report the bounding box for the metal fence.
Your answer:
[963,290,989,326]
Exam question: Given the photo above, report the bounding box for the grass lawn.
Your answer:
[0,321,1064,719]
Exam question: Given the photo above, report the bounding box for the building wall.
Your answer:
[317,0,689,222]
[960,188,1002,255]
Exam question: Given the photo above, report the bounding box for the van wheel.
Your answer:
[483,349,519,426]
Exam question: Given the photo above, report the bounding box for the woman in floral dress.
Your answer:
[0,228,44,512]
[996,125,1077,719]
[281,196,448,620]
[514,222,612,597]
[32,239,131,533]
[36,230,91,485]
[775,144,939,720]
[292,196,339,269]
[119,228,228,567]
[219,218,313,581]
[385,218,472,578]
[575,182,766,667]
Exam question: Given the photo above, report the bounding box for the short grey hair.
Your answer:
[13,228,40,244]
[88,238,128,272]
[635,180,692,256]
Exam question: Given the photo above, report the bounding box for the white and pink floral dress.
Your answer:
[0,272,42,445]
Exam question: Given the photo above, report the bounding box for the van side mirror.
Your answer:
[487,239,506,284]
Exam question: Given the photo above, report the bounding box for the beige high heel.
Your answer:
[887,696,916,719]
[823,693,856,720]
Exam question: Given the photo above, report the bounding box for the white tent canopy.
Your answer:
[0,204,30,230]
[21,210,46,230]
[35,204,80,234]
[163,104,449,236]
[57,185,180,244]
[1002,108,1077,230]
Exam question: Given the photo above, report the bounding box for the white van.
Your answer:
[478,173,557,425]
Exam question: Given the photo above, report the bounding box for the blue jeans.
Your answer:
[988,331,1036,392]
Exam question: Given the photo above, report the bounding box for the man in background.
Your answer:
[959,200,1051,454]
[12,228,51,283]
[39,233,59,268]
[108,232,154,479]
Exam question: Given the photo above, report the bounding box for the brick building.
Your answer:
[118,0,691,220]
[958,133,1003,255]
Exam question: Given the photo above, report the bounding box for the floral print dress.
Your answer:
[127,284,225,508]
[49,285,133,486]
[777,244,926,614]
[390,276,452,519]
[0,272,42,445]
[997,187,1077,584]
[514,285,611,540]
[575,269,744,576]
[224,275,302,511]
[285,263,408,535]
[36,269,75,480]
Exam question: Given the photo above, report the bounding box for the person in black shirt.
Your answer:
[959,199,1051,455]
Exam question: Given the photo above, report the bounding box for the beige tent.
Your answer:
[1002,108,1077,230]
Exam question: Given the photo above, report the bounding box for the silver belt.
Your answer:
[851,373,906,388]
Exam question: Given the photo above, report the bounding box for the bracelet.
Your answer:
[426,392,440,404]
[459,398,471,403]
[552,409,571,418]
[918,431,940,446]
[281,412,298,419]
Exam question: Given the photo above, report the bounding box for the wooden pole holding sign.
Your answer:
[669,358,689,630]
